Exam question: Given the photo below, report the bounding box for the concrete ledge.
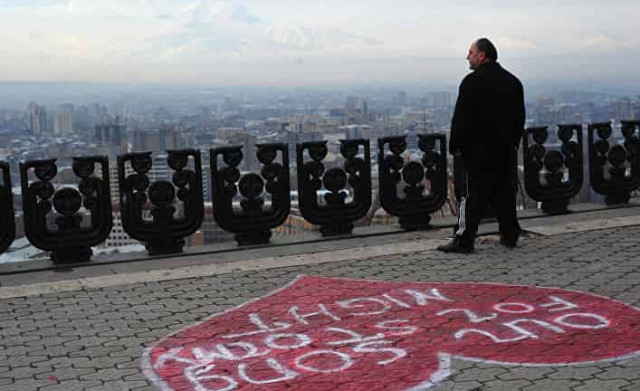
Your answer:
[0,238,447,299]
[527,215,640,236]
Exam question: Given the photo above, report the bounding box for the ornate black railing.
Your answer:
[3,124,640,264]
[19,157,112,263]
[0,161,15,254]
[211,144,291,245]
[378,134,448,230]
[119,150,204,255]
[523,125,584,214]
[297,139,372,236]
[589,121,640,205]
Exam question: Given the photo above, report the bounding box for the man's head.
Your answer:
[467,38,498,70]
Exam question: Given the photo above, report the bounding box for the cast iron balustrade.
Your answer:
[211,144,290,245]
[5,131,640,265]
[0,161,15,254]
[119,150,204,255]
[589,121,640,205]
[523,125,584,214]
[297,139,372,236]
[378,134,448,230]
[19,157,112,263]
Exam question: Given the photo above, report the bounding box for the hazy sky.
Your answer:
[1,0,639,87]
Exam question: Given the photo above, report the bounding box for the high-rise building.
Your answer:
[160,127,178,151]
[216,127,243,141]
[54,110,73,136]
[200,150,212,203]
[102,211,139,248]
[149,154,171,182]
[109,162,134,206]
[74,106,91,130]
[398,91,407,106]
[28,102,47,134]
[95,117,125,147]
[345,95,360,111]
[433,92,453,109]
[611,98,633,121]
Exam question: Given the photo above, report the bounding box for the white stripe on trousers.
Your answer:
[456,197,467,236]
[456,173,469,237]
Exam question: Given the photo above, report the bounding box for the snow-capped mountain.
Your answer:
[116,0,381,63]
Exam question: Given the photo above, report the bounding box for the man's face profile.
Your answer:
[466,41,485,71]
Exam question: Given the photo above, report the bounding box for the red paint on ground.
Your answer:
[143,276,640,391]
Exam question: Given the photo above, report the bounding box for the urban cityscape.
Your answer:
[1,81,639,263]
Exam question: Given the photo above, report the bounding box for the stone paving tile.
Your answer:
[0,226,640,390]
[520,379,583,391]
[84,380,150,391]
[621,382,640,391]
[573,379,632,391]
[34,366,97,382]
[430,380,484,390]
[496,367,556,382]
[547,366,604,380]
[478,379,533,390]
[596,366,640,381]
[452,367,509,383]
[0,377,52,391]
[39,379,104,391]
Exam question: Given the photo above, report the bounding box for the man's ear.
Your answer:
[478,51,486,63]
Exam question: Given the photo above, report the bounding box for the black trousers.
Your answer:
[455,165,521,246]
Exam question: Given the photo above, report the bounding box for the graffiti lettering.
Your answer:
[380,293,412,309]
[325,327,384,346]
[223,313,291,339]
[336,297,392,316]
[264,334,312,350]
[494,303,536,314]
[192,342,269,363]
[353,340,407,366]
[289,304,341,325]
[144,277,640,391]
[374,319,419,336]
[404,288,452,306]
[540,295,580,312]
[437,309,498,323]
[186,365,237,391]
[295,350,354,373]
[554,313,610,329]
[238,359,298,385]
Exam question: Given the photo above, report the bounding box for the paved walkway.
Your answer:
[1,216,640,390]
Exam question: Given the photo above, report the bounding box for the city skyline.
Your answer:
[0,0,639,86]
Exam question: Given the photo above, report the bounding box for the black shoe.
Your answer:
[500,235,518,248]
[437,239,474,254]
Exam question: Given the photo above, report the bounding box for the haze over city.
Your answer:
[0,0,639,87]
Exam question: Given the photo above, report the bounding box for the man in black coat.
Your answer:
[437,38,525,253]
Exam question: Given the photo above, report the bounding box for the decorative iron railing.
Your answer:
[378,134,448,230]
[523,125,584,214]
[19,156,112,263]
[589,121,640,205]
[2,124,640,264]
[297,139,372,236]
[0,161,15,254]
[211,143,291,245]
[118,150,204,255]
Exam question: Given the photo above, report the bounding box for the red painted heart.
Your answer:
[142,276,640,391]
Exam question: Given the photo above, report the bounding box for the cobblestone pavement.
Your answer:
[1,226,640,391]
